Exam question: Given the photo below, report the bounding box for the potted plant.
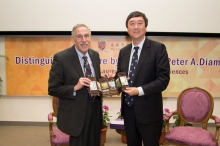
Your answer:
[163,108,170,130]
[0,55,9,96]
[173,114,192,127]
[161,108,171,144]
[101,105,111,143]
[116,108,123,119]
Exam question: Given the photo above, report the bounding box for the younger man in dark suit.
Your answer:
[116,11,170,145]
[48,24,102,146]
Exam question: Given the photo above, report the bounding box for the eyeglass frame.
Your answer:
[73,34,90,40]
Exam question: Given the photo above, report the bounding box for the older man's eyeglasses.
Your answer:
[74,34,90,40]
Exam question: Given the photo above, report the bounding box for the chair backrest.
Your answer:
[177,87,214,129]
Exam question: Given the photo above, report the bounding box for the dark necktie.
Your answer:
[82,56,94,101]
[125,46,139,107]
[82,56,92,77]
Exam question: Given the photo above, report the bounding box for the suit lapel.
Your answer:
[133,38,150,82]
[88,50,99,78]
[71,45,84,77]
[124,44,132,76]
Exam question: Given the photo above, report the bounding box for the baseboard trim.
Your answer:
[0,121,217,127]
[0,121,48,126]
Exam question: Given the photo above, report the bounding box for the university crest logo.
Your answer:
[98,41,106,50]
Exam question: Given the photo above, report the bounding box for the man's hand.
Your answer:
[74,77,91,91]
[104,73,112,78]
[123,87,139,96]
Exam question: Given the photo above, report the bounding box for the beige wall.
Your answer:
[0,96,220,123]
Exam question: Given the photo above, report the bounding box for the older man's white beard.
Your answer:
[80,42,88,46]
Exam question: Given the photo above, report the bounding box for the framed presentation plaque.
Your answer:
[88,74,129,97]
[99,78,111,97]
[88,77,102,97]
[108,77,120,95]
[116,72,129,91]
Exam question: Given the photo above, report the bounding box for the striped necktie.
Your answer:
[82,56,92,77]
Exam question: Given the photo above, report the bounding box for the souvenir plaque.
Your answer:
[97,81,102,93]
[116,72,129,91]
[88,77,102,97]
[108,77,120,95]
[99,78,111,97]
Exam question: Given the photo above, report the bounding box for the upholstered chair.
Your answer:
[48,97,69,146]
[48,97,104,146]
[163,87,220,146]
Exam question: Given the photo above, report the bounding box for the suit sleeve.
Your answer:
[116,49,123,75]
[142,43,170,96]
[48,53,75,99]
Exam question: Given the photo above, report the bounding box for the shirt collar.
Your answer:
[132,36,145,49]
[75,47,89,59]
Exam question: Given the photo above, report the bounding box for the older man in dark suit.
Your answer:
[116,11,170,146]
[48,24,102,146]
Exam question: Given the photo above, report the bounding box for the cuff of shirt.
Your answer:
[73,91,76,96]
[137,87,144,96]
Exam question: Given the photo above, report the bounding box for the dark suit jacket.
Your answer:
[117,38,170,124]
[48,45,101,137]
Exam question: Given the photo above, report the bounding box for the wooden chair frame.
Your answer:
[163,87,220,146]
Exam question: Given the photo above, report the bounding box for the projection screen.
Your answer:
[0,0,220,33]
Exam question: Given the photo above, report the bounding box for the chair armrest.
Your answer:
[210,115,220,124]
[48,112,56,139]
[210,115,220,127]
[210,115,220,143]
[165,111,178,134]
[166,111,177,120]
[48,112,56,123]
[48,113,53,121]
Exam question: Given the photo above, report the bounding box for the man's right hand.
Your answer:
[74,77,91,91]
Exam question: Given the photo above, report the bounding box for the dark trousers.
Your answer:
[123,102,162,146]
[69,98,101,146]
